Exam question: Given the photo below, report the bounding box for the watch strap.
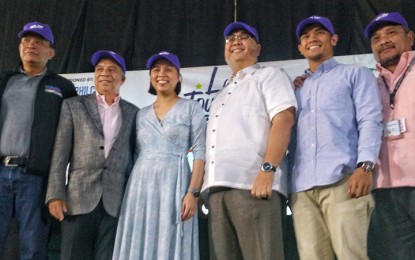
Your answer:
[187,188,200,198]
[356,161,375,173]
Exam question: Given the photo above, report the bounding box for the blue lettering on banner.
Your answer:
[183,67,225,121]
[75,85,95,96]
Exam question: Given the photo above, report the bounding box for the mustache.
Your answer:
[379,43,395,53]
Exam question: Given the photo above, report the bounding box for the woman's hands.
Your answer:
[181,192,197,221]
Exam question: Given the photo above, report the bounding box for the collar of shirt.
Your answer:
[304,57,338,78]
[376,51,414,84]
[94,92,122,158]
[95,91,121,108]
[19,66,47,77]
[230,63,260,82]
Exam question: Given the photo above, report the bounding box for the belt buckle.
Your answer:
[3,156,19,167]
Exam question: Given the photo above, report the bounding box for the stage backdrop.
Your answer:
[1,0,413,74]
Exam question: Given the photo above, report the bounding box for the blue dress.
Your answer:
[112,98,206,260]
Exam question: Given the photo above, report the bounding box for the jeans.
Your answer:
[368,187,415,260]
[0,165,49,260]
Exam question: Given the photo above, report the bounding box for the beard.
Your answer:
[307,52,325,63]
[379,53,401,68]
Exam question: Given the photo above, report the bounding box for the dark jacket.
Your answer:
[0,69,77,178]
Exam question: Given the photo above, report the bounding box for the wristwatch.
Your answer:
[261,162,277,173]
[356,161,375,173]
[187,188,200,198]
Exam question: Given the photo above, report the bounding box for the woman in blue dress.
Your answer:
[112,51,206,260]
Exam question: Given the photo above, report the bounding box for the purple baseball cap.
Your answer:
[91,50,126,74]
[296,16,335,39]
[146,51,181,71]
[224,22,260,43]
[364,12,409,38]
[18,22,54,44]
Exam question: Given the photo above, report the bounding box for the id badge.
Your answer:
[399,118,407,133]
[383,119,405,140]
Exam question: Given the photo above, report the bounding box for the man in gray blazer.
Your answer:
[45,50,139,260]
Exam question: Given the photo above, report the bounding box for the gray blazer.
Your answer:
[46,93,139,217]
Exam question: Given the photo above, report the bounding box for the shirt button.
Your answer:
[228,92,231,95]
[212,129,216,132]
[211,161,214,164]
[100,146,104,150]
[215,115,219,117]
[212,145,215,148]
[222,103,224,106]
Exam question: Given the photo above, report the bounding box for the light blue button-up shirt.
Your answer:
[292,58,382,193]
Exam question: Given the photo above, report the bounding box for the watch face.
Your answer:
[263,163,272,171]
[363,162,375,172]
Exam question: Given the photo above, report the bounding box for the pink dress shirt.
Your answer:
[96,92,122,158]
[376,51,415,189]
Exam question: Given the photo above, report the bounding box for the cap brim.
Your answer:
[146,54,180,71]
[224,22,259,42]
[18,29,52,43]
[91,51,126,74]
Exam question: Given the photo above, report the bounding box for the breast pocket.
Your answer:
[318,83,350,110]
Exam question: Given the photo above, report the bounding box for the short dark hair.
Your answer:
[148,81,182,96]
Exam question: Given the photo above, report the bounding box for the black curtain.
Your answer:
[1,0,414,74]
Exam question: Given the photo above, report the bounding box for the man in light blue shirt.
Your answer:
[290,16,383,260]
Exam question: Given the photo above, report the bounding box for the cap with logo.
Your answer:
[223,22,260,43]
[364,12,409,38]
[296,16,335,40]
[18,22,54,44]
[91,50,127,74]
[146,51,181,72]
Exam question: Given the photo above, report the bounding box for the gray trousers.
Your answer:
[208,189,285,260]
[60,200,117,260]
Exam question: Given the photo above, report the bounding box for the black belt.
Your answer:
[0,156,27,167]
[208,186,233,196]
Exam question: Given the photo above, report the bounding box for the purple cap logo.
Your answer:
[146,51,181,71]
[296,16,335,40]
[91,50,127,74]
[18,22,54,44]
[364,12,409,38]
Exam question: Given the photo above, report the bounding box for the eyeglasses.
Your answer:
[225,34,253,44]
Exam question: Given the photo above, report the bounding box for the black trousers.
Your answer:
[60,200,118,260]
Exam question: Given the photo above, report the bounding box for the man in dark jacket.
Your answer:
[0,21,77,259]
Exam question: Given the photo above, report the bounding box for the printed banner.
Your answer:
[62,53,377,117]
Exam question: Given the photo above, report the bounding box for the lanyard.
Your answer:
[382,57,415,109]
